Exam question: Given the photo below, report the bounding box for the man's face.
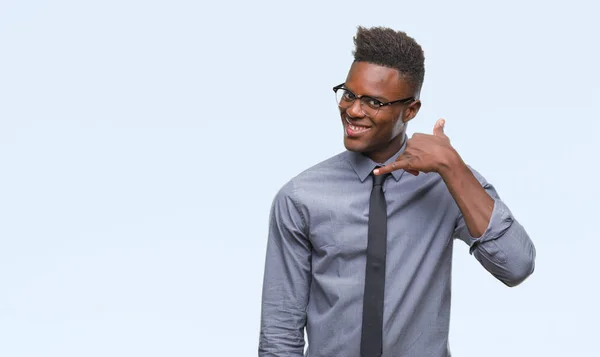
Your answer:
[340,61,420,158]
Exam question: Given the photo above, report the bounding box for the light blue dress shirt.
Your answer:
[259,140,536,357]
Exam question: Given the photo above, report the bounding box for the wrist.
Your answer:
[437,148,466,179]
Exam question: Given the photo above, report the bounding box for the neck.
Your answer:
[365,133,406,164]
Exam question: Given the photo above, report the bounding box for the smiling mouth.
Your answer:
[345,116,371,133]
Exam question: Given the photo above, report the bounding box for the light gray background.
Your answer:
[1,0,598,356]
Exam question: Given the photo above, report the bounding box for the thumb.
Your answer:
[433,118,446,137]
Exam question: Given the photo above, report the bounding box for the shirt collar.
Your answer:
[345,134,408,183]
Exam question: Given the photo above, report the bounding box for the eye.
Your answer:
[364,97,382,109]
[342,90,356,101]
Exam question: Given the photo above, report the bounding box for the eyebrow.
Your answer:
[343,84,390,102]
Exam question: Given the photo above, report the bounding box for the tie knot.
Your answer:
[372,171,390,187]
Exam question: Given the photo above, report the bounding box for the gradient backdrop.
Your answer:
[1,1,598,356]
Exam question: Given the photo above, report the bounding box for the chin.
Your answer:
[343,137,369,153]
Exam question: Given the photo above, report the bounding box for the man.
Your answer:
[258,26,535,357]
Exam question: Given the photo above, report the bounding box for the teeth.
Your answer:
[350,124,368,131]
[345,117,370,132]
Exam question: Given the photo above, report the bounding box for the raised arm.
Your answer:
[448,164,536,287]
[373,118,535,287]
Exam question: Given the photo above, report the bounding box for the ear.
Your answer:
[402,100,422,123]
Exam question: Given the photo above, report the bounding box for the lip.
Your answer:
[343,116,372,137]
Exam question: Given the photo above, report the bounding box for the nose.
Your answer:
[346,99,366,118]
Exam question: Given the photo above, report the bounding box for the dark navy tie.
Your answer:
[360,172,391,357]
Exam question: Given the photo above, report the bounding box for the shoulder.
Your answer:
[285,150,352,189]
[464,164,486,182]
[462,164,496,191]
[273,151,351,203]
[269,152,350,226]
[442,163,499,199]
[293,151,351,181]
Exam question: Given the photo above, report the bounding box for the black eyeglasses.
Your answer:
[332,83,415,118]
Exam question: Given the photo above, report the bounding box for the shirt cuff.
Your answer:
[468,198,514,254]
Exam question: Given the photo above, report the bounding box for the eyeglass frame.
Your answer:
[332,83,415,117]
